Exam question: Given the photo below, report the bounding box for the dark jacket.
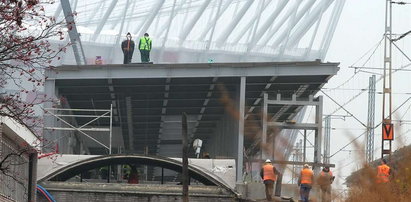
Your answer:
[121,39,135,53]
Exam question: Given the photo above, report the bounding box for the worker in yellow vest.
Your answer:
[298,164,314,202]
[376,159,391,183]
[317,166,335,202]
[260,159,280,201]
[139,33,152,63]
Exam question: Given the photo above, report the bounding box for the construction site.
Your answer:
[1,0,411,201]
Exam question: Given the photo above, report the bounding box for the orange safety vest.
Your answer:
[263,164,277,181]
[321,170,333,177]
[376,164,390,183]
[300,168,314,184]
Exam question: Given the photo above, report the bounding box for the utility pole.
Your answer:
[323,115,349,164]
[182,113,189,202]
[381,0,393,159]
[366,75,376,163]
[324,116,331,164]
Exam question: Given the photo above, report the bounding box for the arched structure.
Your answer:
[38,154,236,195]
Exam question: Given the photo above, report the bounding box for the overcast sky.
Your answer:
[316,0,411,191]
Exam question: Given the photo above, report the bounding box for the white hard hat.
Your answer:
[265,159,271,163]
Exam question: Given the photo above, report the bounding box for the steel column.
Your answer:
[314,96,323,174]
[237,76,246,183]
[261,93,268,160]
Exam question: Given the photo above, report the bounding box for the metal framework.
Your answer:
[48,0,346,63]
[44,107,113,154]
[261,93,324,173]
[366,75,376,163]
[382,0,393,158]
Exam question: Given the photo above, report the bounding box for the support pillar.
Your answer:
[236,76,246,183]
[314,96,323,174]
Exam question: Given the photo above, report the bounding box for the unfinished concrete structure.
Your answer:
[43,61,339,188]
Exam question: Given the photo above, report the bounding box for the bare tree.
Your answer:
[0,0,67,128]
[0,1,68,199]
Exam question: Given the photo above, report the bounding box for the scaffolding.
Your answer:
[44,105,113,154]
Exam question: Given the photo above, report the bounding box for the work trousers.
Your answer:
[264,181,274,201]
[320,185,331,202]
[123,51,133,64]
[300,184,312,202]
[140,49,150,62]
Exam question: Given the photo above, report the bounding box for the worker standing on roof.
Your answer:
[121,32,135,64]
[376,159,391,183]
[317,166,335,202]
[298,164,314,202]
[260,159,280,201]
[139,33,152,63]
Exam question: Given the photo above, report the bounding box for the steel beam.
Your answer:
[232,0,271,44]
[138,0,165,37]
[270,0,316,48]
[157,0,186,39]
[287,0,335,47]
[247,0,288,50]
[47,62,340,80]
[179,0,211,44]
[319,0,346,59]
[92,0,118,42]
[60,0,87,65]
[268,122,319,130]
[198,0,231,40]
[216,0,254,45]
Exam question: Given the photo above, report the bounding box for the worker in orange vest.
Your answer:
[317,166,335,202]
[260,159,280,201]
[298,164,314,202]
[376,159,390,183]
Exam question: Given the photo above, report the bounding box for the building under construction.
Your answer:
[37,0,346,201]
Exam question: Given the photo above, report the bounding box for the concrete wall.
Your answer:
[38,182,236,202]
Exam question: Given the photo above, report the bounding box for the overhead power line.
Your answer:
[392,30,411,42]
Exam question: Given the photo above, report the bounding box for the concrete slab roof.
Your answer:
[45,61,339,155]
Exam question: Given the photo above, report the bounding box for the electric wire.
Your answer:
[327,37,384,90]
[321,90,367,127]
[329,96,411,158]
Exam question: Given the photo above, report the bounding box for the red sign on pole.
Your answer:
[382,123,394,140]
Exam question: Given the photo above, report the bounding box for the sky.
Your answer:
[314,0,411,192]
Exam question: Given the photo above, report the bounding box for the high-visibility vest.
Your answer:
[263,164,277,181]
[321,170,333,177]
[300,168,314,184]
[376,164,390,183]
[139,37,152,50]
